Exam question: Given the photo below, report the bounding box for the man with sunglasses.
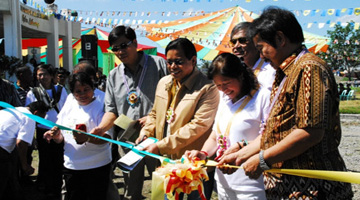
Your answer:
[90,25,167,200]
[230,22,275,91]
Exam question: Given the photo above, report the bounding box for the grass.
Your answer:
[339,87,360,114]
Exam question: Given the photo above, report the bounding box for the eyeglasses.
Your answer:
[111,41,133,52]
[167,59,184,66]
[229,37,248,46]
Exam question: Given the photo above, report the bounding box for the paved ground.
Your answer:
[22,115,359,200]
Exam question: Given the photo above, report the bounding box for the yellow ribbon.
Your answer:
[205,160,360,184]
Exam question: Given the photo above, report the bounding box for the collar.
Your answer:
[121,51,146,74]
[165,67,200,91]
[279,45,307,77]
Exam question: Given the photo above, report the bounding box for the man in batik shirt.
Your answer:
[219,7,353,200]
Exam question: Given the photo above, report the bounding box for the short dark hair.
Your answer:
[208,53,259,96]
[108,26,136,46]
[57,68,70,76]
[230,22,251,39]
[16,66,31,78]
[165,38,197,60]
[69,72,94,93]
[36,64,56,76]
[248,7,304,48]
[28,101,49,114]
[73,61,97,79]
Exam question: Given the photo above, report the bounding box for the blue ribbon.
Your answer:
[0,101,175,164]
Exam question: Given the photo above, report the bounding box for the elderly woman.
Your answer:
[186,53,270,199]
[44,72,112,200]
[136,38,219,199]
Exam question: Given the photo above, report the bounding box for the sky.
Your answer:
[31,0,360,51]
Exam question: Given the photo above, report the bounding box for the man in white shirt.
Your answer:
[230,22,275,91]
[0,101,48,199]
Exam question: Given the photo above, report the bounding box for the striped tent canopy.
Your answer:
[303,31,330,54]
[22,27,159,75]
[142,6,329,61]
[143,6,256,61]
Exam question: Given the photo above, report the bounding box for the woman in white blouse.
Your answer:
[44,72,112,200]
[186,53,270,200]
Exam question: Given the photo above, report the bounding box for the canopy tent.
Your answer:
[76,27,160,75]
[22,27,160,75]
[303,32,330,54]
[142,6,329,61]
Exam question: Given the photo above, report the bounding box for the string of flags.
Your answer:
[69,7,360,18]
[22,0,360,30]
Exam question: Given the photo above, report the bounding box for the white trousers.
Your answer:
[216,182,267,200]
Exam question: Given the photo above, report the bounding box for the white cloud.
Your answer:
[336,15,360,23]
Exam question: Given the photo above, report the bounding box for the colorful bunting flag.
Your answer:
[355,8,360,16]
[327,9,335,15]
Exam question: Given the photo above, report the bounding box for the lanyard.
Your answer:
[216,90,255,137]
[253,59,265,77]
[121,54,149,95]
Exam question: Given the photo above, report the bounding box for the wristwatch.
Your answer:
[259,150,271,170]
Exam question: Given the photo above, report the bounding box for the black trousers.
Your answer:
[0,147,11,199]
[63,163,111,200]
[36,127,64,196]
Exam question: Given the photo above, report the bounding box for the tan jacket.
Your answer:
[140,68,219,159]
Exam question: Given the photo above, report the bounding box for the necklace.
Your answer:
[122,54,149,107]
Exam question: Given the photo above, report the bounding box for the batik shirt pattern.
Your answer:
[261,52,353,200]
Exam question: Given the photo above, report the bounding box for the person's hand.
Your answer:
[43,126,62,143]
[22,164,35,176]
[135,134,148,145]
[138,116,148,128]
[73,124,90,144]
[143,143,159,155]
[73,130,89,144]
[184,150,207,161]
[216,151,240,174]
[242,153,263,179]
[214,143,240,161]
[90,127,104,136]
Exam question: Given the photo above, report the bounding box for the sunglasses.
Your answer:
[167,59,184,66]
[229,37,248,46]
[111,41,133,52]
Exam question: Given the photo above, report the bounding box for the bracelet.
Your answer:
[237,140,248,149]
[200,150,208,157]
[242,139,248,146]
[259,150,271,170]
[237,142,242,149]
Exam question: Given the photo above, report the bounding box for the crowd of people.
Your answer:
[0,6,354,200]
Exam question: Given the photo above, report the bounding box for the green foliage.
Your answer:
[198,59,212,74]
[318,22,360,81]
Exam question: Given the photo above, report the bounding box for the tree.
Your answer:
[198,59,212,74]
[319,21,360,81]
